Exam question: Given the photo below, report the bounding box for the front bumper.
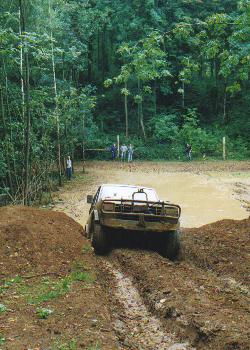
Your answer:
[100,214,180,232]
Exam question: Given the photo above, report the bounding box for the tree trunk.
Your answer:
[49,0,62,186]
[223,88,227,125]
[3,59,18,190]
[20,0,31,205]
[139,101,146,140]
[182,81,185,109]
[82,112,85,173]
[138,79,146,140]
[0,85,14,195]
[153,80,157,117]
[124,81,128,137]
[19,8,25,125]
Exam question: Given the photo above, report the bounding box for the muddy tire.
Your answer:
[159,230,180,260]
[91,223,110,255]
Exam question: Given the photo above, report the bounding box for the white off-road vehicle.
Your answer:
[85,184,181,260]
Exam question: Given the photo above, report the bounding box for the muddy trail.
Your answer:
[53,161,250,350]
[1,161,249,349]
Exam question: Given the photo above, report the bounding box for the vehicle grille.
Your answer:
[115,204,163,215]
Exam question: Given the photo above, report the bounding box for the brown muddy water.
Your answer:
[55,161,249,228]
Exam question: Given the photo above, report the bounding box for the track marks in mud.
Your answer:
[110,249,250,350]
[103,261,193,350]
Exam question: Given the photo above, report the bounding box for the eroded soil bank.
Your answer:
[0,206,118,349]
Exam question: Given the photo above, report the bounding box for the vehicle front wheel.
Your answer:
[91,224,110,255]
[159,230,180,260]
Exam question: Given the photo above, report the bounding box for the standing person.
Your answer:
[120,144,128,161]
[110,143,117,160]
[185,143,192,160]
[66,155,72,180]
[128,144,134,162]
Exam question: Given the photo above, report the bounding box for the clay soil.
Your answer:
[1,160,250,350]
[0,206,118,350]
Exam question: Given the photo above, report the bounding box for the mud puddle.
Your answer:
[54,161,249,228]
[104,261,194,350]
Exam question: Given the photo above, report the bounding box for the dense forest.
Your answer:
[0,0,249,203]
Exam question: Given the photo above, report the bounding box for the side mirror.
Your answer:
[87,195,93,204]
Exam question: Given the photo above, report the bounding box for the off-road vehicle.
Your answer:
[85,184,181,260]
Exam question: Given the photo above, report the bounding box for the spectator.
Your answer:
[185,143,192,160]
[66,155,72,180]
[128,144,134,162]
[110,143,117,160]
[120,144,128,161]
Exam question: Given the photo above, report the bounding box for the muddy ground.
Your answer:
[1,160,250,349]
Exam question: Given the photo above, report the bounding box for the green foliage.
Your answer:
[0,276,23,294]
[0,334,5,346]
[52,339,78,350]
[36,307,53,319]
[150,114,179,143]
[17,264,95,306]
[0,0,249,192]
[0,304,7,314]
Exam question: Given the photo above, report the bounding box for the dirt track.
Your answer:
[53,161,249,350]
[1,161,250,349]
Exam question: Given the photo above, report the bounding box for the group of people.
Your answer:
[66,142,191,181]
[110,143,134,162]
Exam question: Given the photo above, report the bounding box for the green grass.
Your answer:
[82,243,92,253]
[51,339,78,350]
[0,276,22,294]
[36,307,53,319]
[0,334,5,346]
[0,304,7,314]
[18,263,96,305]
[87,343,101,350]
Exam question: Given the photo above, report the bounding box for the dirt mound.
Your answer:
[182,217,250,286]
[0,206,84,276]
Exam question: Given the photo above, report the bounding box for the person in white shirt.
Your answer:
[66,156,72,180]
[120,144,128,161]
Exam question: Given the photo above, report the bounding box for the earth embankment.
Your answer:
[0,206,118,350]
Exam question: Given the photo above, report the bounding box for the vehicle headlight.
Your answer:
[102,203,115,212]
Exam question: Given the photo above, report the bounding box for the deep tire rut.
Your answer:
[105,248,250,350]
[102,260,193,350]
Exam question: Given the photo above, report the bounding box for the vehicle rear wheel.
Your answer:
[159,230,180,260]
[91,223,110,255]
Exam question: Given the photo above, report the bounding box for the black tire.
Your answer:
[159,230,181,260]
[91,223,110,255]
[84,225,91,239]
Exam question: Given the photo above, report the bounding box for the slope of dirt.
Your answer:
[111,248,250,350]
[182,217,250,286]
[0,206,84,276]
[0,206,118,349]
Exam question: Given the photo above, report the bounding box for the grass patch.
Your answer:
[19,263,95,305]
[82,244,92,253]
[87,343,101,350]
[0,276,22,294]
[36,307,53,319]
[0,334,5,346]
[51,339,78,350]
[0,304,7,314]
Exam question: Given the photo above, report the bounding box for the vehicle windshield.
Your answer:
[99,186,159,202]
